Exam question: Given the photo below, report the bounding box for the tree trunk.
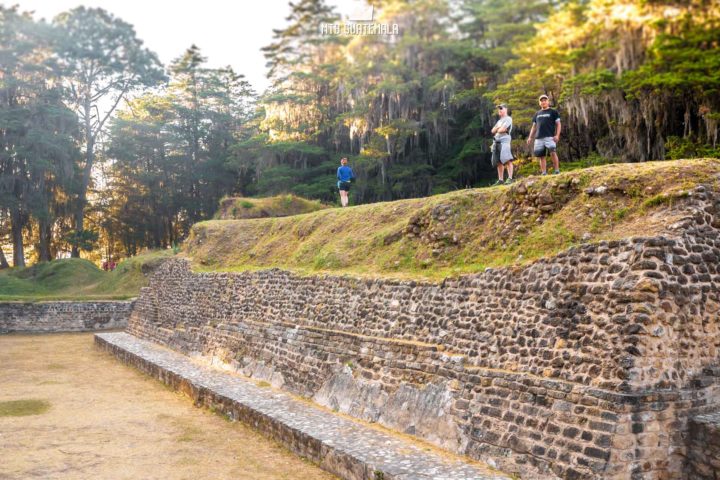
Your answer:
[10,209,27,268]
[38,217,53,262]
[0,247,9,269]
[73,98,95,258]
[153,219,162,248]
[168,217,174,246]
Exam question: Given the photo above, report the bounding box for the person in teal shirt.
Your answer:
[337,157,355,207]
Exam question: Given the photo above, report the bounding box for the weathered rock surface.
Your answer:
[687,410,720,480]
[0,301,133,333]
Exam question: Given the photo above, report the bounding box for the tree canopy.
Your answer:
[1,0,718,267]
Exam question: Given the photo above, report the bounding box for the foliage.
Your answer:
[622,15,720,97]
[665,136,720,160]
[0,6,80,266]
[104,47,257,255]
[0,250,173,300]
[215,194,328,219]
[2,0,720,269]
[52,7,166,257]
[229,0,561,205]
[497,0,720,162]
[63,229,99,253]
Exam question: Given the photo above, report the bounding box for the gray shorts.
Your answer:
[491,139,513,166]
[533,137,556,157]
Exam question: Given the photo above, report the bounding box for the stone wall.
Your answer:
[0,301,134,333]
[687,411,720,479]
[126,184,720,479]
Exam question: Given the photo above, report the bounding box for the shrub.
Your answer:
[665,136,720,160]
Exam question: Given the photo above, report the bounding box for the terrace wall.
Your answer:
[126,185,720,479]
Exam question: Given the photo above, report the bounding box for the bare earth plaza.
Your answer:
[2,0,720,479]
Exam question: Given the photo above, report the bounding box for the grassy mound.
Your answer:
[187,158,720,280]
[0,250,174,301]
[215,194,328,220]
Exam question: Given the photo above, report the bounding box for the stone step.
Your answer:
[96,332,510,480]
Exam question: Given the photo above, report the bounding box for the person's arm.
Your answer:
[493,119,510,134]
[527,123,537,145]
[499,118,511,134]
[554,119,561,143]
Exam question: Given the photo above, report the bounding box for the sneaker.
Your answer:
[493,179,504,186]
[541,171,548,176]
[554,169,561,175]
[504,178,514,185]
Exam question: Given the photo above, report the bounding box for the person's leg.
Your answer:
[550,151,560,173]
[340,190,348,207]
[497,163,504,182]
[539,156,547,174]
[507,161,514,180]
[533,139,547,174]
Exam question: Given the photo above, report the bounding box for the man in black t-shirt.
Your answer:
[526,94,562,175]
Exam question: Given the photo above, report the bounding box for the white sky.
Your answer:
[14,0,361,94]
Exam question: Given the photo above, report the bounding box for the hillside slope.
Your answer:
[187,159,720,280]
[215,194,328,220]
[0,251,174,301]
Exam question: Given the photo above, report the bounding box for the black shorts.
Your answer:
[338,181,351,192]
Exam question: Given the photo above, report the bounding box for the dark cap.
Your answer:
[538,94,549,101]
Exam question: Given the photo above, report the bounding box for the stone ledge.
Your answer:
[0,300,134,333]
[691,411,720,427]
[95,332,511,480]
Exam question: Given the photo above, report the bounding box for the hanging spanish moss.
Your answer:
[231,0,720,205]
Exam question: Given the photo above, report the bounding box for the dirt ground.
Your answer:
[0,333,337,480]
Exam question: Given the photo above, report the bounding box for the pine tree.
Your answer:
[0,6,79,266]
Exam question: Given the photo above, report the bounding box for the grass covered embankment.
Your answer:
[215,194,328,220]
[0,250,174,301]
[187,158,720,280]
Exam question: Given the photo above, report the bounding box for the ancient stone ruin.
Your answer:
[113,184,720,479]
[0,301,133,333]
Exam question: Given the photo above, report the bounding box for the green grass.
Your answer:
[215,194,329,220]
[0,399,51,417]
[513,151,616,179]
[641,190,690,209]
[0,250,175,301]
[188,159,720,280]
[613,207,630,221]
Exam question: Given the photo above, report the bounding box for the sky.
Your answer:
[14,0,361,94]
